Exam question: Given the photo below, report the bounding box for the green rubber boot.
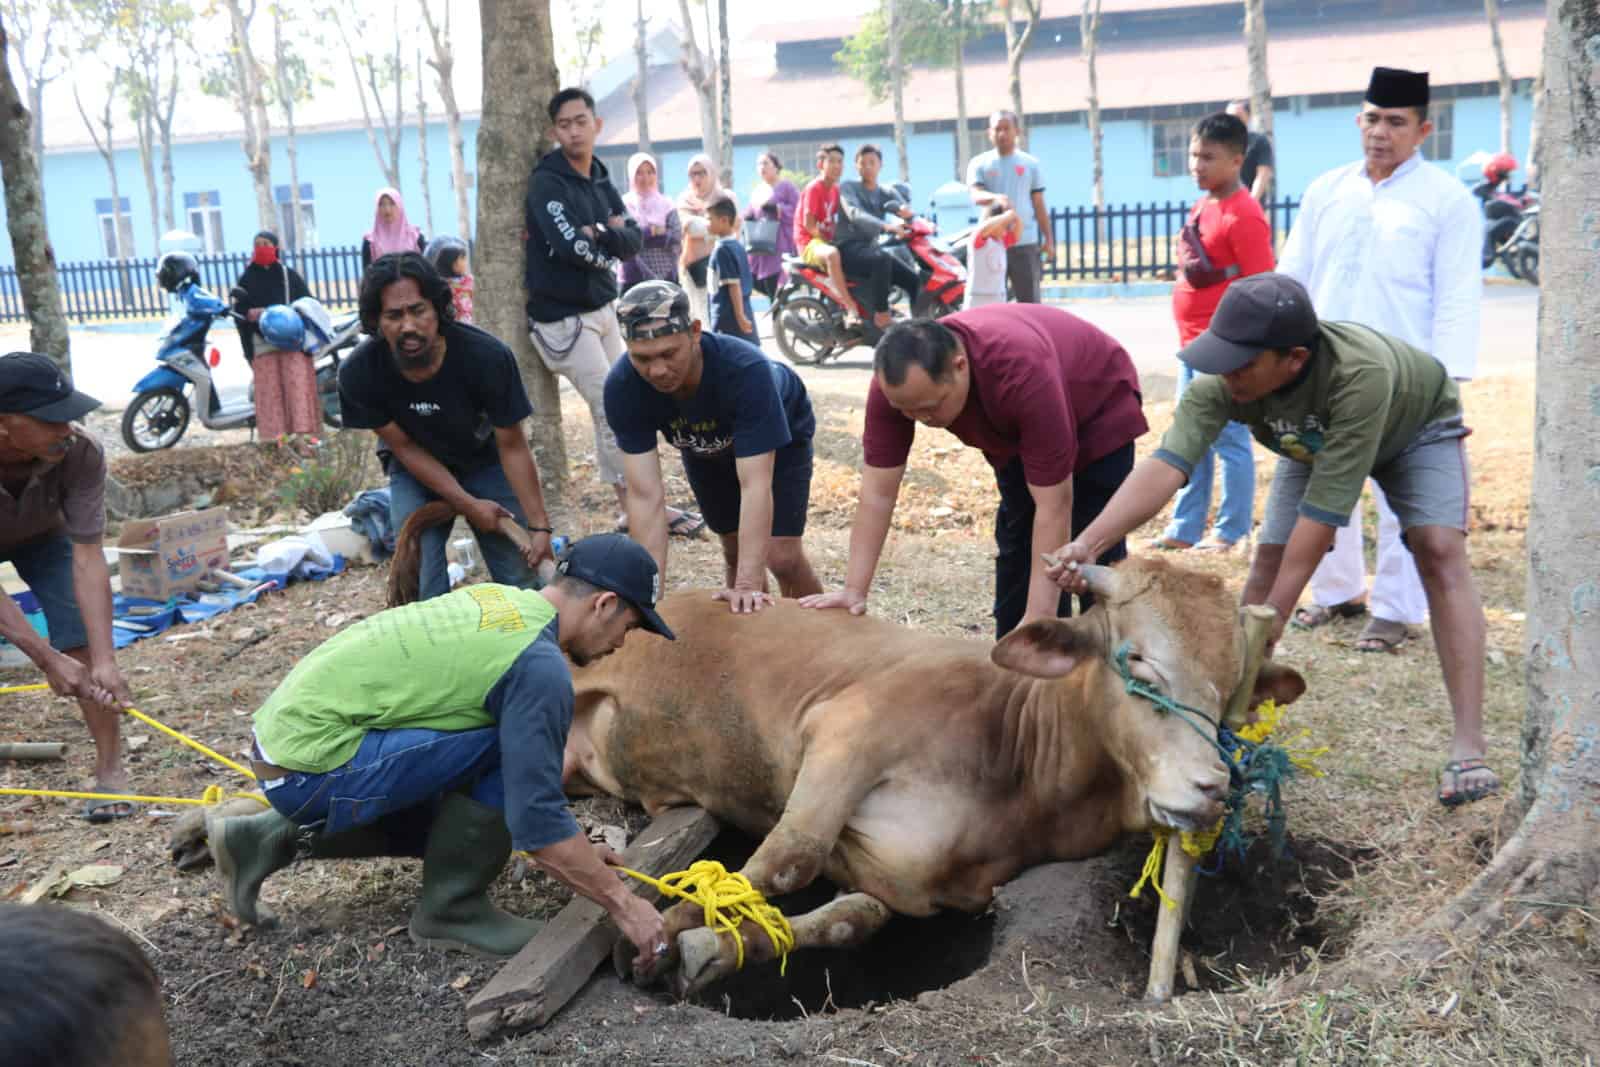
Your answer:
[408,792,543,958]
[208,806,394,927]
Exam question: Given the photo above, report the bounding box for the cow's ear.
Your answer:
[1251,661,1306,709]
[991,618,1100,678]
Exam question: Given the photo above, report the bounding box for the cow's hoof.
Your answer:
[672,927,728,999]
[613,934,676,986]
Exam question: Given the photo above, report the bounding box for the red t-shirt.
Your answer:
[795,179,840,247]
[863,304,1148,486]
[1171,186,1275,344]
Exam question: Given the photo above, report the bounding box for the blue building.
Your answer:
[3,0,1544,272]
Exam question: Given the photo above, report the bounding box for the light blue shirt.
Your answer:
[966,149,1046,246]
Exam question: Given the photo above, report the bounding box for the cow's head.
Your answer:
[990,557,1305,832]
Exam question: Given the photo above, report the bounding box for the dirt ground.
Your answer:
[4,373,1597,1065]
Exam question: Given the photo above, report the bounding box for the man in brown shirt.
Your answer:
[0,352,134,820]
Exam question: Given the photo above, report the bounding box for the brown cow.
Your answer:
[564,557,1305,996]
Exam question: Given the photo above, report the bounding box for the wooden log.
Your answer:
[466,805,719,1041]
[0,742,66,761]
[1145,604,1279,1001]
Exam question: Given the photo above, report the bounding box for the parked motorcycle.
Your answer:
[1471,152,1535,277]
[772,216,966,366]
[1499,201,1539,286]
[122,252,361,452]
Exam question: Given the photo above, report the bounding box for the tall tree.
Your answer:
[631,0,650,155]
[999,0,1041,144]
[1401,0,1600,959]
[219,0,275,229]
[887,0,908,182]
[334,10,405,191]
[950,0,971,179]
[0,10,70,366]
[120,0,190,248]
[2,0,66,195]
[419,0,472,241]
[559,0,603,88]
[269,1,316,249]
[716,0,731,188]
[1484,0,1514,153]
[1081,0,1103,211]
[415,46,433,234]
[72,70,132,258]
[1243,0,1274,194]
[675,0,717,164]
[476,0,566,483]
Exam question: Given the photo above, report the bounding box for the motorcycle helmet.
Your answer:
[257,304,307,351]
[424,235,469,278]
[156,251,200,293]
[1482,152,1519,184]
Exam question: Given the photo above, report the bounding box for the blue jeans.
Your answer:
[264,727,505,834]
[388,460,534,601]
[3,533,88,651]
[1164,364,1256,545]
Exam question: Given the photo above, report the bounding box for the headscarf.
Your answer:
[364,187,423,258]
[625,152,675,231]
[676,154,724,216]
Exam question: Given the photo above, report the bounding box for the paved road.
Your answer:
[0,283,1538,414]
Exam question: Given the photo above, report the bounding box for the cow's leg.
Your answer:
[673,892,893,998]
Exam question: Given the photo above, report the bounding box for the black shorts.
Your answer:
[681,439,813,538]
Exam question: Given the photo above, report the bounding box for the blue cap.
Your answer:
[556,533,675,640]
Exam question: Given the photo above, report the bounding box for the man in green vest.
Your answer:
[207,533,676,968]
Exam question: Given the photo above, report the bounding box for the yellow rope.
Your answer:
[612,860,796,974]
[1129,832,1178,911]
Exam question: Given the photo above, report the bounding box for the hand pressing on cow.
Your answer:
[797,587,869,615]
[714,587,774,614]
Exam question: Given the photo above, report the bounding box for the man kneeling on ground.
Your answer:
[208,534,673,968]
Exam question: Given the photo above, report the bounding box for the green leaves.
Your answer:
[834,0,989,103]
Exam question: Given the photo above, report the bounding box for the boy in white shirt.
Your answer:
[963,203,1022,309]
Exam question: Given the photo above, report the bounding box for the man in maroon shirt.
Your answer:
[800,306,1147,636]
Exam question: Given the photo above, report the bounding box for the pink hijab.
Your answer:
[624,153,675,231]
[364,187,422,257]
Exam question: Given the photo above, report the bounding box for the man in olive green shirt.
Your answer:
[1046,274,1495,809]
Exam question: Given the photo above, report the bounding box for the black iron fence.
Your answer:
[0,244,368,324]
[1042,196,1300,282]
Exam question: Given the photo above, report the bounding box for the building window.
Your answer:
[183,191,225,253]
[1151,118,1190,178]
[761,139,831,178]
[95,197,134,258]
[273,184,317,249]
[959,125,990,172]
[1422,101,1454,161]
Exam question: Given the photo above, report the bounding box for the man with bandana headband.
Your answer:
[338,252,556,600]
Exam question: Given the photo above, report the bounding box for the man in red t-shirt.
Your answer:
[793,144,854,313]
[799,306,1147,637]
[1157,112,1276,553]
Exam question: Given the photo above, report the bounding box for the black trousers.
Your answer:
[992,442,1135,638]
[836,242,892,314]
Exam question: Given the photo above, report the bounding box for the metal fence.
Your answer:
[0,244,369,324]
[1042,196,1301,282]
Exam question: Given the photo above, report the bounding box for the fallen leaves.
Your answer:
[19,862,125,904]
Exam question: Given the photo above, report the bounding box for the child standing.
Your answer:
[428,237,475,325]
[963,202,1022,309]
[707,194,760,347]
[1157,111,1276,553]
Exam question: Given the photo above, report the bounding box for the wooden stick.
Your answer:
[1145,604,1278,1002]
[465,805,719,1041]
[0,742,66,761]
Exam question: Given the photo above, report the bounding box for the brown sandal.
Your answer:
[1355,617,1410,653]
[1289,599,1367,630]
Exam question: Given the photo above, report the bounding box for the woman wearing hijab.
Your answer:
[744,151,801,299]
[619,152,681,292]
[232,230,317,442]
[676,154,727,329]
[361,187,426,269]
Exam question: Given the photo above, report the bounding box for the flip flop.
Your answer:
[1290,599,1368,630]
[1438,757,1500,808]
[668,512,706,540]
[1147,536,1193,552]
[1355,617,1410,653]
[82,797,137,823]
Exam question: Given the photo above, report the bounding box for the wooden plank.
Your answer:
[466,805,719,1042]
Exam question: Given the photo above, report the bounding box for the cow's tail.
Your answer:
[387,500,459,607]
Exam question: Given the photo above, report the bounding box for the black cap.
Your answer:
[1177,274,1319,375]
[615,280,693,340]
[556,533,675,639]
[0,352,101,421]
[1365,67,1429,109]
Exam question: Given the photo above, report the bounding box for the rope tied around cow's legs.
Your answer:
[613,860,796,974]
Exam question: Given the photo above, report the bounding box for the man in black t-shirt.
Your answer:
[1227,99,1276,202]
[604,281,822,613]
[339,253,556,600]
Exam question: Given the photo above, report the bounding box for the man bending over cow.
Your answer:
[1047,273,1496,808]
[207,534,674,967]
[802,306,1146,636]
[606,280,823,612]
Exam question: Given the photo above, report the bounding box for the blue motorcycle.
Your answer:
[121,252,361,452]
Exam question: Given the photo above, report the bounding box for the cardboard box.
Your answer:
[115,507,231,599]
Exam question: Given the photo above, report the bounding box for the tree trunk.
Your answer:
[717,0,732,189]
[74,76,128,258]
[477,0,566,486]
[0,13,71,368]
[1001,0,1041,145]
[675,0,717,162]
[953,0,970,180]
[1243,0,1274,197]
[26,78,45,215]
[135,105,160,252]
[888,0,910,183]
[633,0,650,155]
[222,0,275,230]
[421,0,472,241]
[338,16,404,192]
[1526,62,1545,189]
[1485,0,1515,154]
[1410,0,1600,953]
[417,50,434,235]
[157,77,177,233]
[1082,0,1103,212]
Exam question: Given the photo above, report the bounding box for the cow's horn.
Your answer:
[1077,564,1120,600]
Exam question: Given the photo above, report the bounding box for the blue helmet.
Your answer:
[258,304,306,351]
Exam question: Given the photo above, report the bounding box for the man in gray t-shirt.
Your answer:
[965,109,1055,303]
